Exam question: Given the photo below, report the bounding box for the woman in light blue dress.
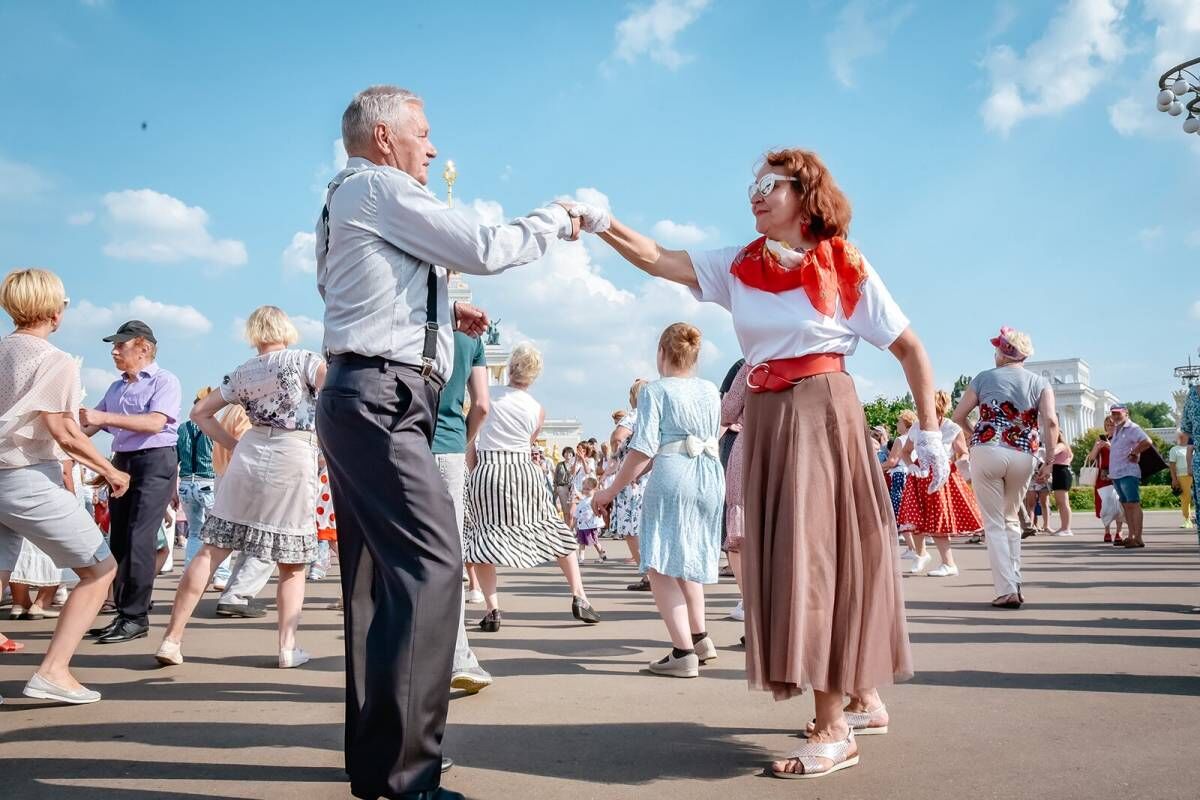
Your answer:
[596,323,724,678]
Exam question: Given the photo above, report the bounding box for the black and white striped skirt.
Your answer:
[464,450,576,568]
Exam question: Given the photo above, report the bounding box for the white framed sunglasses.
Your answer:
[747,173,797,201]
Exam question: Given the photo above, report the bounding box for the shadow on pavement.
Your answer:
[442,721,781,784]
[909,670,1200,695]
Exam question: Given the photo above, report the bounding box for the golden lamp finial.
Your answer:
[443,160,457,207]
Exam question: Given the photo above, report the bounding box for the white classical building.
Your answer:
[1024,358,1120,443]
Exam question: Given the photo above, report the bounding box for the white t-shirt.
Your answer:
[1169,444,1190,477]
[476,386,541,452]
[687,245,910,363]
[574,497,603,530]
[890,432,911,476]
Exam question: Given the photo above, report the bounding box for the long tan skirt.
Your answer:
[742,372,913,700]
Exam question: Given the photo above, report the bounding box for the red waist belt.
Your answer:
[746,353,846,393]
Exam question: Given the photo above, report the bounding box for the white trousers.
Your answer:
[970,446,1035,597]
[435,452,480,673]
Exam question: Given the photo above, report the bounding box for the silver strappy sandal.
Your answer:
[802,704,888,737]
[772,730,858,780]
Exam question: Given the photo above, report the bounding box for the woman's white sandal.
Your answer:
[772,730,858,780]
[802,704,888,737]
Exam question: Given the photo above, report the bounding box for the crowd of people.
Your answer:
[1,84,1194,800]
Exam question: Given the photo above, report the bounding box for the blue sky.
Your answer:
[0,0,1196,439]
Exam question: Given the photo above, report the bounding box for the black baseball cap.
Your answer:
[102,320,157,344]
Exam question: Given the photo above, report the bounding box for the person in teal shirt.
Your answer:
[432,330,493,693]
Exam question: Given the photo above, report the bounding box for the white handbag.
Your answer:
[1079,460,1099,488]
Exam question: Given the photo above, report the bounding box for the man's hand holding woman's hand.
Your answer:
[554,201,611,238]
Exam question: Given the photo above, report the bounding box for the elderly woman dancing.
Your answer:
[463,343,600,631]
[0,268,128,704]
[155,306,325,669]
[570,148,949,779]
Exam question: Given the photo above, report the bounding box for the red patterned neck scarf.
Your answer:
[729,235,867,318]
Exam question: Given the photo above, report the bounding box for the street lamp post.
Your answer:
[1156,57,1200,134]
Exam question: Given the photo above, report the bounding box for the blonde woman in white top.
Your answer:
[463,343,600,631]
[0,269,129,704]
[156,306,326,670]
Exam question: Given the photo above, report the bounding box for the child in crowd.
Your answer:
[574,477,608,563]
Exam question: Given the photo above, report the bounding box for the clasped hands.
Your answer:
[553,201,611,241]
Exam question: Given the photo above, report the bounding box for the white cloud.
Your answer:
[1108,0,1200,137]
[456,191,736,435]
[0,156,52,200]
[612,0,711,70]
[101,189,247,266]
[70,296,213,337]
[1108,96,1155,136]
[81,366,117,399]
[292,314,324,345]
[313,138,349,195]
[827,1,914,89]
[981,0,1129,136]
[652,219,716,246]
[282,231,317,274]
[499,164,514,182]
[67,211,95,226]
[1191,300,1200,320]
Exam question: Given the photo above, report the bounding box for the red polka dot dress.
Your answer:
[897,420,983,537]
[316,461,337,543]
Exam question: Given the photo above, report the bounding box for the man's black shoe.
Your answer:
[398,790,464,800]
[96,618,149,644]
[87,617,122,638]
[441,757,453,773]
[216,602,267,618]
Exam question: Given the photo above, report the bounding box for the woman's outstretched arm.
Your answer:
[597,217,699,288]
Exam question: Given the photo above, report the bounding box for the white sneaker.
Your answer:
[465,589,485,605]
[927,564,959,577]
[898,547,917,560]
[1052,529,1074,537]
[23,673,101,705]
[279,647,311,669]
[909,553,932,574]
[727,600,744,621]
[450,665,494,694]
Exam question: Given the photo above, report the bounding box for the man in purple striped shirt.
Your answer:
[81,320,181,643]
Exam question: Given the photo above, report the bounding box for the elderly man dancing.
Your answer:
[315,85,580,800]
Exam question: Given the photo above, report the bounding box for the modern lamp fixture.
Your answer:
[1156,57,1200,134]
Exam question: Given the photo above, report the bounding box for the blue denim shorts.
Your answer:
[1112,475,1141,504]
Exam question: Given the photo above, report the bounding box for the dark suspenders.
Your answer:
[322,177,440,382]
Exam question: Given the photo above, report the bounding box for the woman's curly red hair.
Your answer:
[763,148,852,240]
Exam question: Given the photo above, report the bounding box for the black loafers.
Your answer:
[96,618,149,644]
[478,609,501,632]
[87,617,122,638]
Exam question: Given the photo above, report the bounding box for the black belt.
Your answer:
[328,353,447,389]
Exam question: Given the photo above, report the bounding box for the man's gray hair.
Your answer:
[341,85,423,153]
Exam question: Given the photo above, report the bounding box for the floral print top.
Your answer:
[967,366,1049,455]
[220,349,324,431]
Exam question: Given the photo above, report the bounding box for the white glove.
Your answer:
[914,429,950,494]
[565,202,611,234]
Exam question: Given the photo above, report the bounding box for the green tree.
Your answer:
[862,394,916,434]
[951,374,972,408]
[1126,401,1174,429]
